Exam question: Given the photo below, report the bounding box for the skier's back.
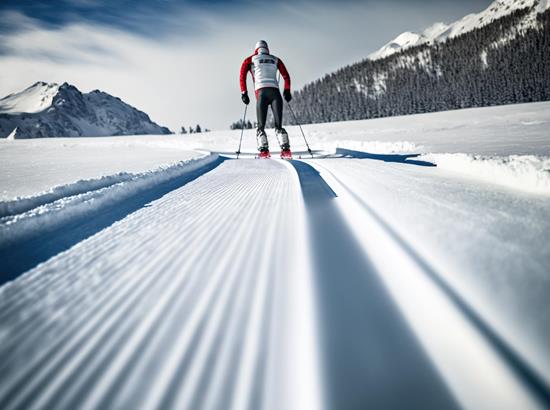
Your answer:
[240,40,292,158]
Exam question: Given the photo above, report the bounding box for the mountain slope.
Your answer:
[0,82,60,114]
[290,1,550,125]
[368,0,550,60]
[0,82,171,138]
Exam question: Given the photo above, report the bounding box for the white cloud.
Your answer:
[0,1,490,130]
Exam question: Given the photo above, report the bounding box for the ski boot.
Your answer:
[276,128,292,159]
[280,148,292,160]
[256,129,270,158]
[258,148,271,159]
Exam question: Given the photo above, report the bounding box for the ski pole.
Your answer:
[236,104,248,159]
[286,102,313,158]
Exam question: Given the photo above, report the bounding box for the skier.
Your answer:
[240,40,292,159]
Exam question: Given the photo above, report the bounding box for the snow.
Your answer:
[423,22,451,40]
[310,153,550,396]
[0,82,59,114]
[0,160,322,410]
[6,127,17,140]
[420,153,550,195]
[367,32,426,60]
[1,101,550,408]
[181,101,550,157]
[480,49,489,68]
[370,72,387,96]
[537,0,550,13]
[313,158,547,409]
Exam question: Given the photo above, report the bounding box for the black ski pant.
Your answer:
[256,87,283,131]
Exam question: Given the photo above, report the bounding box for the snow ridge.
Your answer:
[0,153,218,246]
[0,171,144,218]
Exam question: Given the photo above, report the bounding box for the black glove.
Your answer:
[283,89,292,102]
[241,92,250,105]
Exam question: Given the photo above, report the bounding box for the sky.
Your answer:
[0,0,493,131]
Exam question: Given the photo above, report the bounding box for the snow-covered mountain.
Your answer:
[0,82,171,138]
[368,0,550,60]
[291,0,550,125]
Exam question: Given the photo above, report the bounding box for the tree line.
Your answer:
[180,124,209,134]
[230,119,255,130]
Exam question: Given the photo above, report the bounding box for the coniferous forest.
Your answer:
[287,8,550,125]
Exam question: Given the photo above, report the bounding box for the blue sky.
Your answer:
[0,0,492,130]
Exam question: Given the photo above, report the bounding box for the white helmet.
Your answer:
[255,40,269,54]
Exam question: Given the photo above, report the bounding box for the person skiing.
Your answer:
[240,40,292,159]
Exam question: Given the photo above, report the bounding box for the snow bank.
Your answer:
[421,153,550,195]
[0,173,138,218]
[0,153,219,245]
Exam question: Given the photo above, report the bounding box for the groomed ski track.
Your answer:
[0,155,548,410]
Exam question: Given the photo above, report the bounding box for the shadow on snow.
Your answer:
[333,148,436,167]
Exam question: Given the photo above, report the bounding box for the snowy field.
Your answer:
[1,102,550,409]
[0,137,202,200]
[194,101,550,157]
